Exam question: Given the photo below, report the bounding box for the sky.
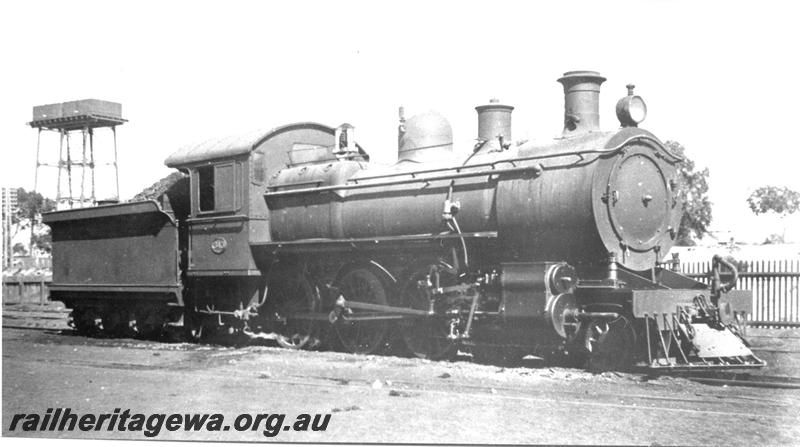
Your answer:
[1,0,799,244]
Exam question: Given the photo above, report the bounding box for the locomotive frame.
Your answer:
[43,70,764,372]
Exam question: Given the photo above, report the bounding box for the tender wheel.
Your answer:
[399,271,457,360]
[267,274,320,350]
[333,268,391,355]
[134,306,164,339]
[585,315,636,372]
[183,307,204,342]
[101,309,130,337]
[70,306,101,336]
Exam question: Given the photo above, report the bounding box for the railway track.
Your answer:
[6,319,800,393]
[5,305,800,389]
[6,319,798,444]
[7,338,796,422]
[676,372,800,390]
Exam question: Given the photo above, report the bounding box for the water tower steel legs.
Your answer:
[65,131,73,207]
[33,129,42,195]
[80,128,86,204]
[56,130,64,206]
[113,126,119,201]
[47,127,107,208]
[90,128,96,202]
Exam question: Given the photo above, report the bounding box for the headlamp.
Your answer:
[616,84,647,127]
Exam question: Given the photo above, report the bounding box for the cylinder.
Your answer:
[475,99,514,148]
[557,71,606,135]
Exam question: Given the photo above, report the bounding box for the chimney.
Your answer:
[557,70,606,135]
[475,98,514,150]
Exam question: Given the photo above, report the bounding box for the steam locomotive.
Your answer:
[44,71,764,371]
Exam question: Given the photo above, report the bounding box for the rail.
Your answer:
[676,372,800,390]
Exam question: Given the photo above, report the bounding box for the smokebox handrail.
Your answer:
[354,134,670,182]
[264,135,667,198]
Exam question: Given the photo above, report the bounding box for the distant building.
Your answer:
[707,230,733,242]
[2,187,18,216]
[3,187,19,268]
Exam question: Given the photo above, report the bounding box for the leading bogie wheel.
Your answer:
[585,315,636,372]
[333,267,392,355]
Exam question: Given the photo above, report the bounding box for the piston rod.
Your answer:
[334,297,432,317]
[328,297,433,324]
[565,310,621,321]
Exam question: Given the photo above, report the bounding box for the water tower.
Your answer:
[28,99,126,209]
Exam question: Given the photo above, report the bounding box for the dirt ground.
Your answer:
[3,303,800,445]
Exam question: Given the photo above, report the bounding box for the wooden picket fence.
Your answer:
[2,276,51,304]
[682,259,800,327]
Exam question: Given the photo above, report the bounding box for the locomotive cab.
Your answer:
[163,123,369,330]
[164,122,367,276]
[168,151,257,276]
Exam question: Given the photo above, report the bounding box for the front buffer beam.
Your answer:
[631,289,764,370]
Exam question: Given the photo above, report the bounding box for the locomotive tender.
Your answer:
[44,71,764,371]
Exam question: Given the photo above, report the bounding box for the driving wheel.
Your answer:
[399,270,457,360]
[267,273,320,350]
[333,267,391,355]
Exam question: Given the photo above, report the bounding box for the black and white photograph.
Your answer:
[2,1,799,445]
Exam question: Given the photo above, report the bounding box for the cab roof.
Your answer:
[164,122,367,168]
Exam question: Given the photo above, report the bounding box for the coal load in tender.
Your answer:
[131,172,187,202]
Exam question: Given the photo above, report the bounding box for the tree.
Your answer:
[762,234,785,245]
[31,232,52,254]
[747,186,800,243]
[6,189,55,254]
[12,242,28,256]
[13,188,55,224]
[664,140,712,246]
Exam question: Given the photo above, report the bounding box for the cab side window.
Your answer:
[198,166,215,211]
[214,163,235,209]
[196,162,237,214]
[252,150,265,184]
